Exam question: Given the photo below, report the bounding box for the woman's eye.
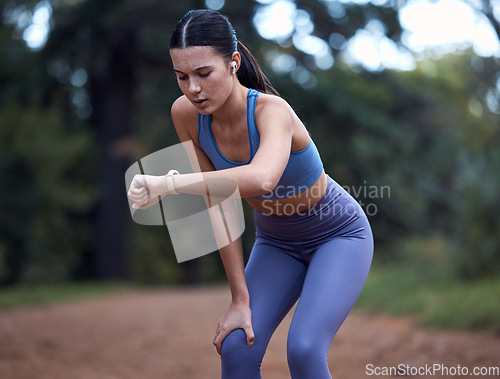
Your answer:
[178,76,188,81]
[199,72,211,78]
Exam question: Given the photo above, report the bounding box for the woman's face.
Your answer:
[170,46,234,115]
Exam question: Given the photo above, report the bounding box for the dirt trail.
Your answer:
[0,287,499,379]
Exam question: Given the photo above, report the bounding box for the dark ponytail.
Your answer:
[236,40,278,95]
[170,9,278,95]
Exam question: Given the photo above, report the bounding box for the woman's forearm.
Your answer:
[172,165,275,199]
[203,178,249,304]
[218,237,250,304]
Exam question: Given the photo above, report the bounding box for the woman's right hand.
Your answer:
[213,301,255,355]
[128,174,172,209]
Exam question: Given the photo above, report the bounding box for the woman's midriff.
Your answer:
[246,171,328,216]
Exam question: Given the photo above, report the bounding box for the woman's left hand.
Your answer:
[213,301,255,355]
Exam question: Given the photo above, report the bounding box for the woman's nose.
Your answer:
[189,79,201,94]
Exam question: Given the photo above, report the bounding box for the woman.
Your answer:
[128,9,373,379]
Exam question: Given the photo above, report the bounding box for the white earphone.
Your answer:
[230,61,237,75]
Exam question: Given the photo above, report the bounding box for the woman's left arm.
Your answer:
[128,96,294,206]
[172,96,294,198]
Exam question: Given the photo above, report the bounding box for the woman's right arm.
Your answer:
[213,237,254,354]
[171,96,255,354]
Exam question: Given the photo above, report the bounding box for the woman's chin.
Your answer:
[192,101,213,115]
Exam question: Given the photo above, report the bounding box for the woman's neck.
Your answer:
[211,83,249,129]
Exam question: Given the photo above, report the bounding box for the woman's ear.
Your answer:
[230,51,241,73]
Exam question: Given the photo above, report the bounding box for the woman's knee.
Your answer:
[287,338,319,364]
[221,329,264,374]
[287,334,328,376]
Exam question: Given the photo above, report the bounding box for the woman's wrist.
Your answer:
[231,291,250,305]
[165,170,180,195]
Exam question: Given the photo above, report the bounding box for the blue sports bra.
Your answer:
[198,89,323,199]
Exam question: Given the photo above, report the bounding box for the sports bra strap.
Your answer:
[247,89,260,158]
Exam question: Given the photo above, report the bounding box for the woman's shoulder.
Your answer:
[171,95,198,122]
[254,91,295,125]
[171,95,201,143]
[171,95,199,138]
[254,92,294,118]
[255,91,290,109]
[254,91,310,149]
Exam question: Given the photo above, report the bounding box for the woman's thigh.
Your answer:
[288,233,374,356]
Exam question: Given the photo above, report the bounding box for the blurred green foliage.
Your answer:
[0,0,499,291]
[355,264,500,333]
[0,280,124,309]
[0,98,96,283]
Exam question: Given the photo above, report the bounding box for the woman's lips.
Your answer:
[193,99,208,108]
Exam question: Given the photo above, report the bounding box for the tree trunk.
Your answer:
[90,28,137,279]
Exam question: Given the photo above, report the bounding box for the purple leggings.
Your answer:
[221,176,374,378]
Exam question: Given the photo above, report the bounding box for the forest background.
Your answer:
[0,0,499,332]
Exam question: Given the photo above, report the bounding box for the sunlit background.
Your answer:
[10,0,500,61]
[254,0,499,69]
[4,0,500,115]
